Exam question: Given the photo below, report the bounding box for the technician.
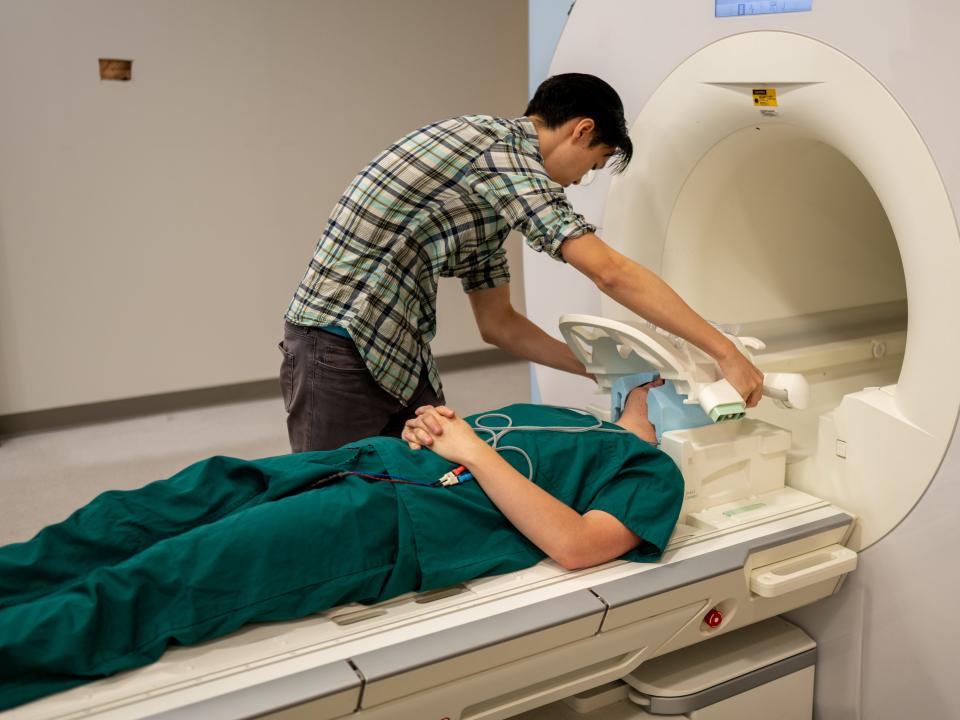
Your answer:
[280,73,764,452]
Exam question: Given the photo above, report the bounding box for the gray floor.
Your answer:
[0,362,530,545]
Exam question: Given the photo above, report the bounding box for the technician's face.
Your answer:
[568,144,616,187]
[545,125,616,188]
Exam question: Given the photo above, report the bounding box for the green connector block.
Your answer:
[709,403,746,423]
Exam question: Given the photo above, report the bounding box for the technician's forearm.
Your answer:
[463,444,586,567]
[600,256,736,362]
[486,309,588,376]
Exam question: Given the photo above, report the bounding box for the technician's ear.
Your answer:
[573,118,596,145]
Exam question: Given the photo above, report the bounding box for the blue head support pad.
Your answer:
[610,373,714,445]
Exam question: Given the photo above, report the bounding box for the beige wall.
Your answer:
[0,0,528,415]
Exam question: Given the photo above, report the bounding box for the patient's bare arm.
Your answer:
[401,408,641,570]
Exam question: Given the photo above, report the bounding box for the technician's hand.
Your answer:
[717,347,764,408]
[402,407,488,466]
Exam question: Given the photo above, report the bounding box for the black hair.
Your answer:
[525,73,633,172]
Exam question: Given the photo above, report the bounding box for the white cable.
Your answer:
[469,408,632,482]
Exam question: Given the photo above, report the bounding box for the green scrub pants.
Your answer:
[0,443,421,711]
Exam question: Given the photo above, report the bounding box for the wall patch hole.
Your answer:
[99,59,132,81]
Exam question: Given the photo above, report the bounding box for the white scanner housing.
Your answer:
[532,30,960,553]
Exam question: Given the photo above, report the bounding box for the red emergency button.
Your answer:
[704,608,723,628]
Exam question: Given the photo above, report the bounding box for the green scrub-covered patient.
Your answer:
[0,381,682,711]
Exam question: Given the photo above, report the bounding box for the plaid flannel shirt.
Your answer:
[285,115,596,403]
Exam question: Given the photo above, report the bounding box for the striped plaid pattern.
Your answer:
[285,115,596,403]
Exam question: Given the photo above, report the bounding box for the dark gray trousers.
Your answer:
[279,321,444,452]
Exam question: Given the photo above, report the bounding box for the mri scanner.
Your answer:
[5,2,960,719]
[525,1,960,717]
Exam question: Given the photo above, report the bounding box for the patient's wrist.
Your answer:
[461,441,496,470]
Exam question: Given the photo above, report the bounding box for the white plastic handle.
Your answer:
[750,544,857,598]
[762,372,810,410]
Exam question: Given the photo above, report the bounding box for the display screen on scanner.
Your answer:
[716,0,812,17]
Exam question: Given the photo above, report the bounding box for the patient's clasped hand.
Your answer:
[0,385,682,711]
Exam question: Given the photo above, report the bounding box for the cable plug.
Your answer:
[438,465,473,486]
[438,471,459,486]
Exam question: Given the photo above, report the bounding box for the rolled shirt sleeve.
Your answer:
[466,136,596,262]
[460,245,512,293]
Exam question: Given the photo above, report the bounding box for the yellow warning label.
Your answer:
[752,88,778,107]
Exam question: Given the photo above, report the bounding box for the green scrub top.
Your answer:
[368,403,684,590]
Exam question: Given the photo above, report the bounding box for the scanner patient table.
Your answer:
[2,498,851,720]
